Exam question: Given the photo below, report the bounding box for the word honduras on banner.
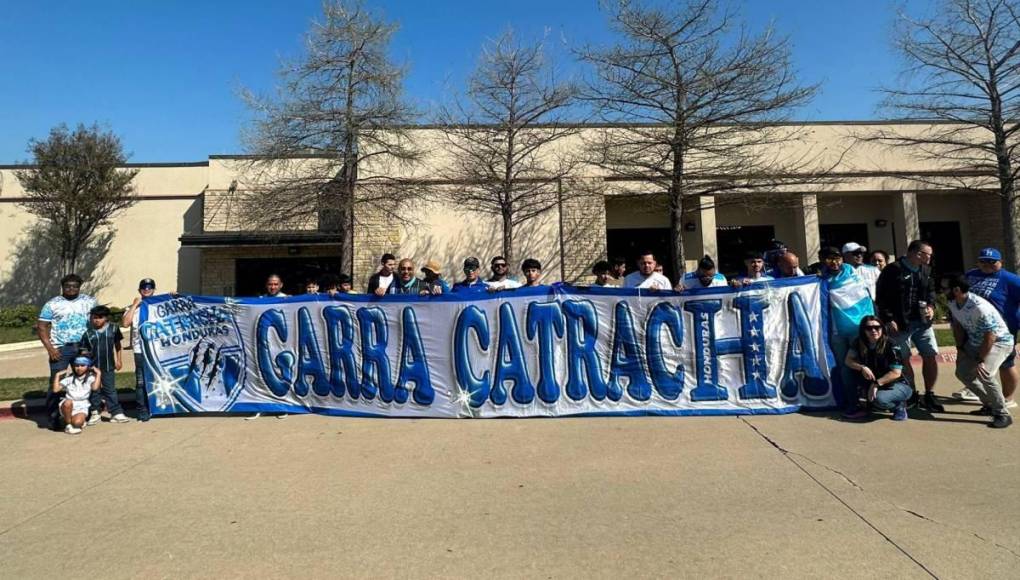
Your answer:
[137,278,835,418]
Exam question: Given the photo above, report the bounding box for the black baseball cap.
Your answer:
[138,278,156,289]
[463,257,480,271]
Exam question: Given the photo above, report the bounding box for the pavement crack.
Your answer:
[739,417,864,490]
[897,506,1020,561]
[740,417,939,579]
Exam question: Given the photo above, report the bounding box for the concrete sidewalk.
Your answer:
[1,397,1018,578]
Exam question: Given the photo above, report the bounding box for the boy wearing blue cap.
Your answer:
[962,248,1020,407]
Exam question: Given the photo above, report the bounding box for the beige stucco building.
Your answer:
[0,121,1006,308]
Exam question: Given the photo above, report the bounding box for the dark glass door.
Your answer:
[605,228,675,281]
[920,221,964,284]
[234,257,342,297]
[715,225,776,277]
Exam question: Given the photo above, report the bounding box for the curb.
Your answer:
[0,341,40,353]
[0,392,137,421]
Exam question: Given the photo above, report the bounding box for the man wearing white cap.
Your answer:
[843,242,881,301]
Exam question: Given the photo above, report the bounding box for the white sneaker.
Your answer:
[110,413,131,423]
[86,412,101,426]
[275,414,287,420]
[64,424,81,435]
[952,388,980,401]
[1006,400,1018,409]
[245,413,262,421]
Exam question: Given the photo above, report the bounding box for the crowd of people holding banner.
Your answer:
[36,237,1020,432]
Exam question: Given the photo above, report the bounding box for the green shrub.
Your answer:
[933,293,950,323]
[0,305,38,328]
[0,304,124,328]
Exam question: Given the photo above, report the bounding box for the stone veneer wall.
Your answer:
[559,183,608,283]
[352,205,401,288]
[967,192,1005,256]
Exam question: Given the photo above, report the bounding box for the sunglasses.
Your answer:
[864,325,883,331]
[492,263,508,268]
[979,259,998,264]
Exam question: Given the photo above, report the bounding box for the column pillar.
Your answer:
[794,194,820,263]
[696,195,717,264]
[892,191,920,256]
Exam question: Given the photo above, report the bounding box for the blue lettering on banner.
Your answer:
[562,299,608,401]
[256,309,293,398]
[323,305,360,399]
[358,307,393,402]
[645,302,684,400]
[495,302,534,405]
[683,300,731,401]
[397,307,434,405]
[731,296,777,400]
[782,292,829,398]
[609,301,652,402]
[454,305,492,407]
[526,301,565,404]
[147,280,836,418]
[295,307,331,397]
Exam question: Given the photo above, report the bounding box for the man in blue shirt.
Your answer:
[961,247,1020,407]
[452,257,487,292]
[38,273,96,430]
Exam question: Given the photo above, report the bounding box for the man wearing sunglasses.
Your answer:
[485,256,522,292]
[843,242,881,301]
[961,247,1020,407]
[875,240,943,412]
[453,257,487,292]
[38,273,97,430]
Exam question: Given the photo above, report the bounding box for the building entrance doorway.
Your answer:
[605,228,675,281]
[716,226,775,277]
[235,256,342,296]
[920,221,964,284]
[819,223,869,255]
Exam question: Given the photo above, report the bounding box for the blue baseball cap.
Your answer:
[72,356,92,366]
[979,248,1002,262]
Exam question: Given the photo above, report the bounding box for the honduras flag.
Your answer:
[825,264,875,338]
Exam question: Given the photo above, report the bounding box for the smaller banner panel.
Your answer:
[138,278,835,418]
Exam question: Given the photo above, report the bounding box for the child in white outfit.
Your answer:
[52,356,101,435]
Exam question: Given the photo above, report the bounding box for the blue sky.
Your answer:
[0,0,928,163]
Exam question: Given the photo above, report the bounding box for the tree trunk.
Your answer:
[669,194,686,276]
[502,212,514,267]
[340,204,355,278]
[993,127,1020,271]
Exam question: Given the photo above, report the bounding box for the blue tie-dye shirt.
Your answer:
[949,293,1014,352]
[38,294,96,347]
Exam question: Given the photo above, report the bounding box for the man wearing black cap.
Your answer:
[122,278,157,421]
[453,257,486,292]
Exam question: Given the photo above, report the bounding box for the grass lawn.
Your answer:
[0,372,134,402]
[0,326,36,345]
[934,327,956,347]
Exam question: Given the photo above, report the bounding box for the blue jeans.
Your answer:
[889,320,939,358]
[89,367,123,416]
[871,381,913,411]
[46,342,79,423]
[134,353,150,420]
[830,333,855,410]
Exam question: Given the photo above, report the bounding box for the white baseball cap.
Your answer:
[841,242,867,254]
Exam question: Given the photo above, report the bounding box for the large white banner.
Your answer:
[138,278,835,418]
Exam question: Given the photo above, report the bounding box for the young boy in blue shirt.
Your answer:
[80,305,130,424]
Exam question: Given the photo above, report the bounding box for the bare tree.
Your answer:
[580,0,820,273]
[870,0,1020,268]
[435,30,581,267]
[241,0,420,275]
[15,124,138,276]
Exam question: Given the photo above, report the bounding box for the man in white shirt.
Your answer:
[485,256,522,291]
[623,251,672,290]
[948,274,1014,428]
[843,242,881,300]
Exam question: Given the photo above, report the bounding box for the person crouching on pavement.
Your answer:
[52,356,101,435]
[844,316,912,421]
[947,275,1015,428]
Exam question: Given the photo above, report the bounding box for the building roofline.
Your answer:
[0,161,209,170]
